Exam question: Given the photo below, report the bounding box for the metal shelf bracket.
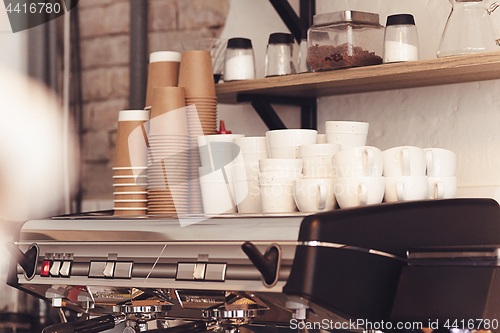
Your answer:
[241,0,317,130]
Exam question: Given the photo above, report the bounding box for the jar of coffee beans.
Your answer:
[307,11,384,71]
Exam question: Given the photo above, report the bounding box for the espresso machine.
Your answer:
[7,198,500,332]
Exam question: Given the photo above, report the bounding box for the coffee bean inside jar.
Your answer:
[307,11,384,71]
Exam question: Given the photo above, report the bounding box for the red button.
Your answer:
[41,260,51,277]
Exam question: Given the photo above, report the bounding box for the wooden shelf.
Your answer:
[215,51,500,104]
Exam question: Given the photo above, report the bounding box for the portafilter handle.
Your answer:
[241,242,280,287]
[6,242,38,279]
[41,314,118,333]
[145,320,209,333]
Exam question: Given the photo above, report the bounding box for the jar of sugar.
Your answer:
[383,14,420,63]
[224,37,256,81]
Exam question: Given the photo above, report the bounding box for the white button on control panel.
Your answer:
[205,263,227,281]
[103,261,115,278]
[193,263,206,280]
[114,262,133,279]
[49,261,61,276]
[176,263,196,280]
[89,261,106,278]
[59,261,72,277]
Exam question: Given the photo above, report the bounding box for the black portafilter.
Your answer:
[41,315,116,333]
[6,242,38,279]
[241,242,280,286]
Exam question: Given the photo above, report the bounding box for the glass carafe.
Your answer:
[437,0,500,57]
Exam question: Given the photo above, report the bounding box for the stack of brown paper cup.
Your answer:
[145,51,181,109]
[178,50,218,214]
[147,87,190,215]
[113,110,150,215]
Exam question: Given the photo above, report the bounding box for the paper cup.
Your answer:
[178,50,216,97]
[145,51,181,108]
[114,193,147,200]
[114,201,148,208]
[114,110,150,168]
[149,87,188,135]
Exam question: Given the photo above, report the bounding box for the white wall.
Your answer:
[220,0,500,187]
[0,5,27,73]
[218,0,301,135]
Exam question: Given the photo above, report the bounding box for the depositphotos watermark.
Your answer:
[3,0,79,33]
[290,319,424,331]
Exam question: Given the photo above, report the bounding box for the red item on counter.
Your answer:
[217,120,232,134]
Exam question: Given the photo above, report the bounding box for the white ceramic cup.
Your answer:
[302,156,335,179]
[266,129,318,158]
[293,178,335,212]
[198,135,245,169]
[298,143,340,158]
[259,159,303,174]
[333,176,385,209]
[325,121,369,150]
[199,168,237,215]
[332,146,383,178]
[316,134,326,144]
[428,176,457,199]
[241,152,269,165]
[266,129,318,147]
[259,173,302,213]
[384,175,428,202]
[234,178,262,213]
[383,146,426,177]
[424,148,456,177]
[234,136,268,153]
[269,146,300,159]
[232,163,260,181]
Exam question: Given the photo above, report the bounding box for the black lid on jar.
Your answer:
[227,37,253,49]
[386,14,415,26]
[268,33,294,44]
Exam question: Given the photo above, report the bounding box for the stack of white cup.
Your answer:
[258,129,317,214]
[333,146,385,208]
[266,129,318,159]
[293,143,340,212]
[425,148,457,199]
[383,146,428,202]
[232,137,268,213]
[259,159,303,213]
[197,134,244,215]
[325,121,369,150]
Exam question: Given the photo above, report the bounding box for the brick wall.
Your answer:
[78,0,229,204]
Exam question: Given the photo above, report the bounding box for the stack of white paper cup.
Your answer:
[232,137,268,213]
[325,121,369,150]
[266,129,317,159]
[383,146,428,202]
[113,110,150,216]
[333,146,385,208]
[424,148,457,199]
[197,134,244,215]
[259,159,303,213]
[292,143,340,212]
